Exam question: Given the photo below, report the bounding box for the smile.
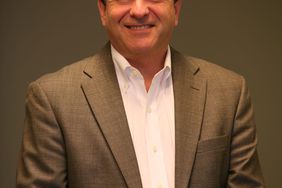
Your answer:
[125,24,154,30]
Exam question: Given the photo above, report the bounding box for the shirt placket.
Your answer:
[145,73,169,188]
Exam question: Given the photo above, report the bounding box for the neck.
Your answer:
[126,48,168,91]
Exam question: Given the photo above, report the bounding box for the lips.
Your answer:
[124,24,154,30]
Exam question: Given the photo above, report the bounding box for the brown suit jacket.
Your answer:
[16,43,265,187]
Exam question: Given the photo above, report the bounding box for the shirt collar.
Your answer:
[111,45,172,79]
[111,45,131,74]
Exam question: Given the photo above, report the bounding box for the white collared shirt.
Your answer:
[111,45,175,188]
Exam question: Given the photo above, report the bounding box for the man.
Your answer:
[16,0,265,187]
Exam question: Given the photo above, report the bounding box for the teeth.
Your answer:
[129,25,150,29]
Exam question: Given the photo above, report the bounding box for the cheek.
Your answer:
[151,6,176,21]
[107,7,130,23]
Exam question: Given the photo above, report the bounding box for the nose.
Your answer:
[129,0,149,18]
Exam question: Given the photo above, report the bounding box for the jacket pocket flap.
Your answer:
[197,135,229,153]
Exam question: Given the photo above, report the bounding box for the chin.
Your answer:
[127,42,155,53]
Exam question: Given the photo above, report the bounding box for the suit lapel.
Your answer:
[171,49,207,188]
[81,44,142,188]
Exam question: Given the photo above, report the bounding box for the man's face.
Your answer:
[98,0,182,58]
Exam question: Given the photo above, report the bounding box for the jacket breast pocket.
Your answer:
[189,135,230,187]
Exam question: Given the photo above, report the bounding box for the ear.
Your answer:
[174,0,183,26]
[97,0,107,26]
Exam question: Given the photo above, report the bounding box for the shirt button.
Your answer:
[132,70,139,78]
[124,84,129,94]
[124,84,129,89]
[153,145,157,153]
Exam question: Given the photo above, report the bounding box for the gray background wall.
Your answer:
[1,0,281,187]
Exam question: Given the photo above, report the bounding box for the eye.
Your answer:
[115,0,131,4]
[149,0,164,2]
[107,0,131,5]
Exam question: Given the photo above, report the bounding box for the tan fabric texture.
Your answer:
[16,43,265,188]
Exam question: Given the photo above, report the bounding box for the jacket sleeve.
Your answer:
[227,76,265,187]
[16,81,67,187]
